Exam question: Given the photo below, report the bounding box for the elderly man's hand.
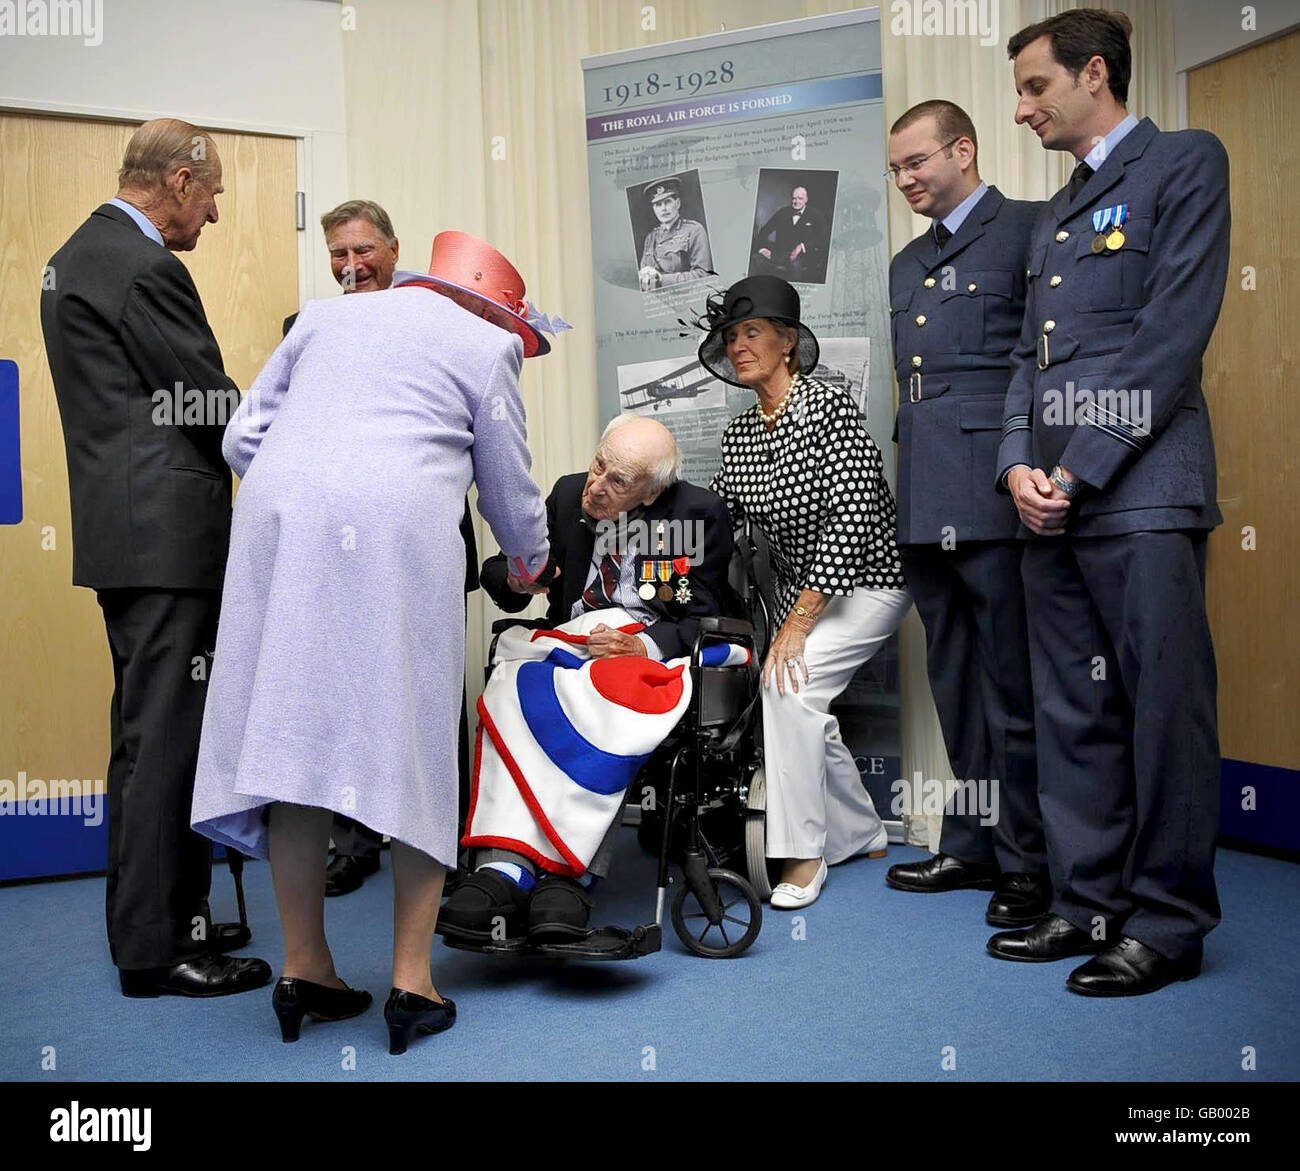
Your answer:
[587,623,648,658]
[507,565,559,595]
[638,266,662,291]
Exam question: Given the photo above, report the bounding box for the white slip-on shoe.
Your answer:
[769,859,828,909]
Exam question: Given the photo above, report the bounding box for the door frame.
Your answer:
[0,95,311,309]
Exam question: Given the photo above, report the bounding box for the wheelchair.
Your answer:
[442,517,777,963]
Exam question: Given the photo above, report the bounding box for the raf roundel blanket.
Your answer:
[464,608,748,876]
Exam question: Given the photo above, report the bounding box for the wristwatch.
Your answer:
[1050,465,1084,499]
[792,604,814,619]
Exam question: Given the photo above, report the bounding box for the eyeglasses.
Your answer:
[884,139,960,181]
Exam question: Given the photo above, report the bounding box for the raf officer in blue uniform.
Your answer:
[638,176,713,289]
[990,9,1230,997]
[882,100,1049,928]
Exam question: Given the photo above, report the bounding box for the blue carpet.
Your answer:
[2,835,1296,1081]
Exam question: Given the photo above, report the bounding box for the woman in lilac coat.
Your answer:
[191,233,557,1052]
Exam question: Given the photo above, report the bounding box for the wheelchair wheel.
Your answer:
[670,868,762,958]
[744,768,773,901]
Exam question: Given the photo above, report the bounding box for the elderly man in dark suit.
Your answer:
[752,185,831,282]
[438,415,734,945]
[882,100,1050,928]
[990,9,1230,996]
[40,118,271,997]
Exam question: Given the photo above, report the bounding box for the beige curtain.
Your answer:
[342,0,1174,832]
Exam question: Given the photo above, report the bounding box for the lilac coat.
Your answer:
[191,286,549,866]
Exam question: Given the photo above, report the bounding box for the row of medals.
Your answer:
[637,558,691,603]
[1091,225,1127,254]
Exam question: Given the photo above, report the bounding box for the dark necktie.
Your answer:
[933,221,952,250]
[581,550,623,611]
[1068,160,1094,200]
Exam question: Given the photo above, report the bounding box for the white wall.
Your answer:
[0,0,348,301]
[1174,0,1300,73]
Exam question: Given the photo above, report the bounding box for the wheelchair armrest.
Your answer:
[491,617,546,635]
[698,616,754,638]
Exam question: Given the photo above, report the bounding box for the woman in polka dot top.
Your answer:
[697,276,912,910]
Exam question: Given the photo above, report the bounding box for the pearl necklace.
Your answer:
[757,375,800,425]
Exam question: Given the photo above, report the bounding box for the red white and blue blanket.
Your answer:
[463,608,749,876]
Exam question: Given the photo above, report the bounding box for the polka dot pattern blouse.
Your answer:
[710,374,906,622]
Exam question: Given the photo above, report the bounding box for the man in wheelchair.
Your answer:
[437,416,737,952]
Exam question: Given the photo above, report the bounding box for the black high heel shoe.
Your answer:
[272,976,372,1043]
[384,987,457,1054]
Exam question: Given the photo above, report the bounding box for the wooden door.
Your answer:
[1188,32,1299,774]
[0,112,298,858]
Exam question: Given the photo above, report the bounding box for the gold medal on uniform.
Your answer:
[656,558,673,601]
[1093,203,1130,253]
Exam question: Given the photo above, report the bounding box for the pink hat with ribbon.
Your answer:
[393,230,571,358]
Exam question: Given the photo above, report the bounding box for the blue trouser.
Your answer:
[1022,530,1221,964]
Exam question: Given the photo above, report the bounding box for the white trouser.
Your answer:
[762,587,912,863]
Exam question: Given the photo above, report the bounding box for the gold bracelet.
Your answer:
[792,603,814,619]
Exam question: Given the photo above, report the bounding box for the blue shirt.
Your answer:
[1083,113,1139,170]
[108,197,165,247]
[939,181,989,237]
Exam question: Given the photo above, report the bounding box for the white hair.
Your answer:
[600,415,681,497]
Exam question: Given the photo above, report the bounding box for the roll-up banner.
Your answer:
[582,8,902,823]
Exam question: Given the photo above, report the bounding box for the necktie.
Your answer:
[581,550,623,611]
[933,221,952,250]
[1068,160,1094,200]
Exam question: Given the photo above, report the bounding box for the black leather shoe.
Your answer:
[1067,936,1201,997]
[435,869,530,942]
[205,922,252,952]
[987,913,1107,963]
[886,852,997,893]
[384,988,456,1055]
[325,853,380,898]
[986,873,1052,927]
[527,875,594,941]
[119,953,272,998]
[272,976,372,1042]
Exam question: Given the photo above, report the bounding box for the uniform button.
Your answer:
[1050,275,1062,287]
[967,282,978,292]
[1043,320,1056,333]
[915,314,926,326]
[912,356,923,368]
[923,277,936,288]
[1055,229,1070,242]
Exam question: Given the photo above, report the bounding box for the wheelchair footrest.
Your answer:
[439,934,530,956]
[531,923,661,962]
[440,923,661,961]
